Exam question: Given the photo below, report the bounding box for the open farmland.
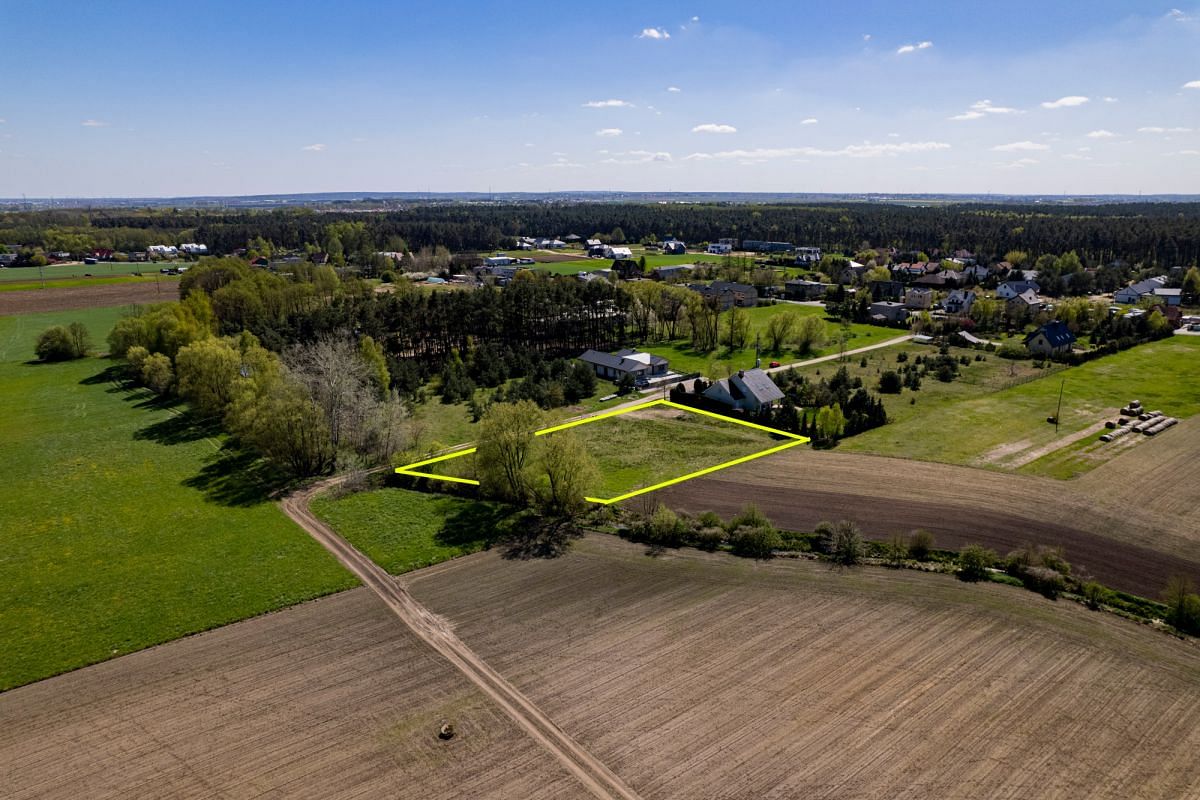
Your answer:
[0,262,160,282]
[5,533,1199,799]
[653,444,1200,597]
[405,535,1200,799]
[0,589,581,799]
[0,306,354,690]
[837,335,1200,474]
[0,277,180,314]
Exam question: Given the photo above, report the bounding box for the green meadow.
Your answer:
[0,306,354,691]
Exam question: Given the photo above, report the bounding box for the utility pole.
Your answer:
[1054,378,1065,434]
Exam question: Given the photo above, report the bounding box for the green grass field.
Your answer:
[837,336,1200,471]
[641,304,903,377]
[0,274,174,292]
[311,488,509,575]
[0,306,355,690]
[529,252,727,275]
[0,262,163,282]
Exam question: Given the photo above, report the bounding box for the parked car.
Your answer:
[768,360,781,368]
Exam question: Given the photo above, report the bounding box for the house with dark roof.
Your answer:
[1024,321,1076,357]
[578,348,669,382]
[703,368,785,413]
[869,280,904,301]
[651,263,696,281]
[688,281,758,309]
[1114,275,1168,304]
[943,289,977,315]
[784,279,831,300]
[1006,288,1041,312]
[661,239,686,255]
[997,279,1041,299]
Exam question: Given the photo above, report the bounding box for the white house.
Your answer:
[604,245,633,260]
[997,280,1040,300]
[903,287,933,310]
[483,255,515,267]
[180,243,208,255]
[943,289,977,315]
[702,368,784,413]
[661,239,686,255]
[707,242,732,255]
[147,245,178,257]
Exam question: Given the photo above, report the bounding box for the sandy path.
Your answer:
[280,479,642,800]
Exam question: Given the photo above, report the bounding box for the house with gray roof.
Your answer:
[578,348,669,382]
[703,368,785,413]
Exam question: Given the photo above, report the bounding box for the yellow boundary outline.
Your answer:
[395,398,809,505]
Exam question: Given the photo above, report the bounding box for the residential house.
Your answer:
[612,259,643,279]
[563,234,582,244]
[1006,288,1041,312]
[794,246,821,265]
[0,253,17,266]
[890,262,926,279]
[703,368,784,413]
[943,289,977,315]
[578,348,669,382]
[661,239,686,255]
[870,280,904,301]
[483,255,515,267]
[147,245,178,258]
[1024,320,1076,357]
[839,261,867,285]
[180,243,208,255]
[963,264,991,283]
[1114,276,1167,304]
[689,281,759,309]
[707,242,733,255]
[310,252,331,265]
[603,245,633,260]
[652,264,696,281]
[784,279,831,301]
[903,287,934,310]
[868,301,909,324]
[914,270,962,288]
[577,269,613,283]
[997,280,1041,300]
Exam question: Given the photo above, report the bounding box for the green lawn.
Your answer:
[641,304,903,377]
[0,306,355,690]
[531,252,727,276]
[0,274,175,292]
[837,336,1200,470]
[310,488,509,575]
[0,262,164,282]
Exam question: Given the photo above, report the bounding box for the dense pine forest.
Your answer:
[3,202,1200,266]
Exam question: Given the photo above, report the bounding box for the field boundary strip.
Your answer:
[395,398,809,505]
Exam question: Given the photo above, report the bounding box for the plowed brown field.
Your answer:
[0,589,582,800]
[0,280,177,314]
[409,535,1200,799]
[651,445,1200,597]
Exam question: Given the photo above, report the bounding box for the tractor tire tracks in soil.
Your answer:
[280,479,642,800]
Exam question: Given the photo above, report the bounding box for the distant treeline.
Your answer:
[3,202,1200,266]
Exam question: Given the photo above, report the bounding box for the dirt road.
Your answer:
[280,481,642,800]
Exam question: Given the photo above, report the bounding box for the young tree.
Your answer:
[908,529,935,560]
[878,370,902,394]
[358,335,391,399]
[793,315,827,355]
[814,404,846,443]
[725,305,750,350]
[1164,575,1200,635]
[141,353,174,394]
[535,431,598,520]
[764,310,798,354]
[34,325,88,361]
[957,544,996,581]
[830,520,864,565]
[476,400,543,503]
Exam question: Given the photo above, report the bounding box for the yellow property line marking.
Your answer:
[396,398,810,504]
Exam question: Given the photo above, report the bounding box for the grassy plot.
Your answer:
[0,307,355,690]
[531,253,727,275]
[838,335,1200,472]
[0,262,161,282]
[310,489,511,575]
[0,275,170,292]
[641,303,903,377]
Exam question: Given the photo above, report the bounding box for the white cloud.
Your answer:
[950,99,1020,121]
[691,16,700,22]
[1086,129,1116,138]
[301,143,326,152]
[1138,126,1166,133]
[684,140,950,161]
[595,128,623,137]
[1168,8,1197,22]
[666,86,682,93]
[638,27,670,40]
[1184,80,1200,89]
[601,150,673,164]
[863,33,872,41]
[992,140,1050,152]
[1064,153,1092,161]
[81,119,109,127]
[692,123,737,134]
[582,99,634,108]
[1103,96,1118,103]
[998,157,1040,169]
[1040,95,1090,109]
[896,40,933,55]
[801,118,818,125]
[1170,149,1200,156]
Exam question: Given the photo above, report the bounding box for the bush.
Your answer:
[878,370,902,394]
[125,345,151,379]
[35,323,90,361]
[1023,566,1066,599]
[691,527,725,552]
[696,510,723,529]
[646,505,686,548]
[1081,581,1109,610]
[380,270,397,283]
[830,520,864,565]
[141,353,175,394]
[729,525,781,559]
[726,503,771,532]
[908,529,934,561]
[957,544,996,581]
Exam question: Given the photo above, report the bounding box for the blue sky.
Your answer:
[1,1,1198,196]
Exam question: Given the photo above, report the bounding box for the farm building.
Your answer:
[741,240,795,254]
[1153,287,1182,306]
[578,349,669,382]
[483,255,515,267]
[1024,320,1076,356]
[703,368,785,413]
[1115,276,1168,304]
[707,242,733,255]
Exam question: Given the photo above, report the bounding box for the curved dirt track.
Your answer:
[0,280,179,314]
[651,447,1200,598]
[281,481,642,800]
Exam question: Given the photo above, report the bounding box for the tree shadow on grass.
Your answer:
[133,408,223,447]
[79,363,125,386]
[435,501,519,550]
[181,445,296,507]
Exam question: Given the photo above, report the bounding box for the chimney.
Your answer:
[738,370,745,378]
